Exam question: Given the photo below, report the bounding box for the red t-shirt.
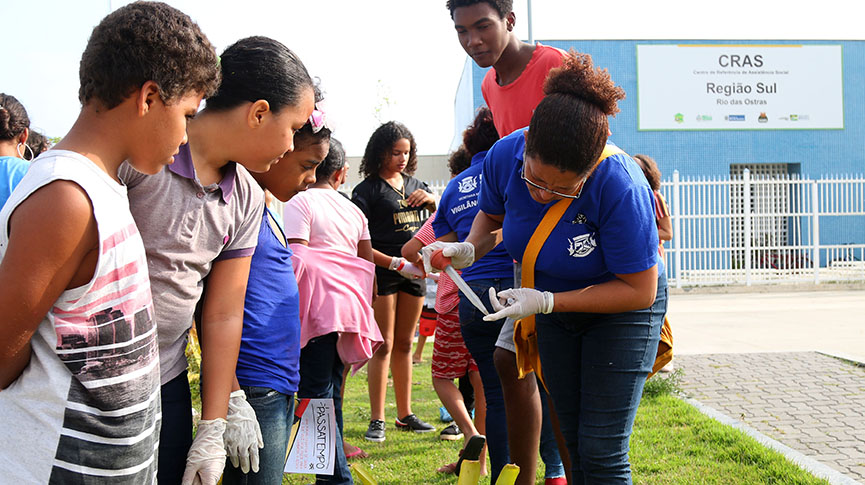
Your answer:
[481,43,566,137]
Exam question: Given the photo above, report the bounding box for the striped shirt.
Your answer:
[413,213,460,313]
[0,151,160,484]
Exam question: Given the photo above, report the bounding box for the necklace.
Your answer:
[383,174,405,198]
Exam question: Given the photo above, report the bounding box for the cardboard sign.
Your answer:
[284,398,336,475]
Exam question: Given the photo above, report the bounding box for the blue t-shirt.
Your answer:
[235,208,301,395]
[0,156,30,210]
[478,129,662,293]
[433,151,513,282]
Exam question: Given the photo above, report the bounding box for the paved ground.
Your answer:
[668,288,865,483]
[677,352,865,482]
[667,289,865,362]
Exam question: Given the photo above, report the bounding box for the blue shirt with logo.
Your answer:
[477,129,662,293]
[433,151,513,282]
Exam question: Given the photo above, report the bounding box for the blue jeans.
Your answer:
[536,275,667,484]
[222,386,296,485]
[459,276,512,484]
[298,332,352,485]
[158,371,193,484]
[539,388,566,479]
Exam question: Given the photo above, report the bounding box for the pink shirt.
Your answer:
[290,244,382,373]
[482,43,566,137]
[283,187,370,255]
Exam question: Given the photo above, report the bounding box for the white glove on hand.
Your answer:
[389,256,425,279]
[483,287,554,322]
[224,390,264,474]
[182,418,227,485]
[421,241,475,273]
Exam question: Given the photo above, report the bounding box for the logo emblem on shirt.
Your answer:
[572,213,587,224]
[457,175,478,194]
[567,233,597,258]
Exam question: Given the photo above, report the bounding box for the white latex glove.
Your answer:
[483,287,554,322]
[420,241,475,273]
[224,390,264,474]
[182,418,227,485]
[389,256,425,279]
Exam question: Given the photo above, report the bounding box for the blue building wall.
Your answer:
[467,39,864,178]
[461,40,865,247]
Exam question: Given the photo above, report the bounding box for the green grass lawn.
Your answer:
[187,338,828,484]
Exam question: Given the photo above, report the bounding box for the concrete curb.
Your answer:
[817,350,865,368]
[680,396,863,485]
[669,281,865,295]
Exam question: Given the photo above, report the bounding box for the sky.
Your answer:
[1,0,861,156]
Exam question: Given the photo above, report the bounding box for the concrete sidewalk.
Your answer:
[666,288,865,483]
[667,289,865,362]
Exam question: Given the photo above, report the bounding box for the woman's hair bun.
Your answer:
[543,50,625,117]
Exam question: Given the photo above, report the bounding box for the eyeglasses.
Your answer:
[520,164,586,199]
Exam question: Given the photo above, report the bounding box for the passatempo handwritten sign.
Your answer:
[284,398,336,476]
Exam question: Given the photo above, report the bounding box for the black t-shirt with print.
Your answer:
[351,174,432,256]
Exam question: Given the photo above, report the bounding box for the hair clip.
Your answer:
[309,108,327,134]
[309,99,332,134]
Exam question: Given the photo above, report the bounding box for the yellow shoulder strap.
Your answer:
[521,144,624,289]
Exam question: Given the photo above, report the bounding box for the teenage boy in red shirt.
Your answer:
[448,2,568,484]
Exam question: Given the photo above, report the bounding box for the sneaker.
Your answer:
[439,423,463,441]
[395,414,435,433]
[364,420,386,442]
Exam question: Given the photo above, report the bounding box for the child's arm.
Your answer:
[197,255,251,420]
[0,181,98,388]
[357,239,373,263]
[657,216,673,242]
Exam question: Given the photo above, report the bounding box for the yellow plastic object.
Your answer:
[494,464,521,485]
[457,459,481,485]
[351,463,378,485]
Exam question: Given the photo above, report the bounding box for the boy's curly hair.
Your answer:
[78,1,220,109]
[462,106,498,157]
[448,146,472,176]
[446,0,512,18]
[359,121,418,178]
[527,50,626,174]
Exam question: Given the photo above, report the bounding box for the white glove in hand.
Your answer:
[483,287,554,322]
[224,390,264,474]
[421,241,475,273]
[182,418,227,485]
[389,256,425,279]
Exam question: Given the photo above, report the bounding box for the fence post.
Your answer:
[812,179,820,284]
[743,168,752,286]
[672,170,682,288]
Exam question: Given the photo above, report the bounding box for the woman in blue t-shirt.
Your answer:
[426,52,666,483]
[0,93,33,209]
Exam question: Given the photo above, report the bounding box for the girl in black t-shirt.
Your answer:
[351,121,436,441]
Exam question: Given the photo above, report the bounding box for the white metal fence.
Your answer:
[427,171,865,287]
[662,170,865,287]
[359,171,864,288]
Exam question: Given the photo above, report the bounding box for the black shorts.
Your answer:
[376,266,426,297]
